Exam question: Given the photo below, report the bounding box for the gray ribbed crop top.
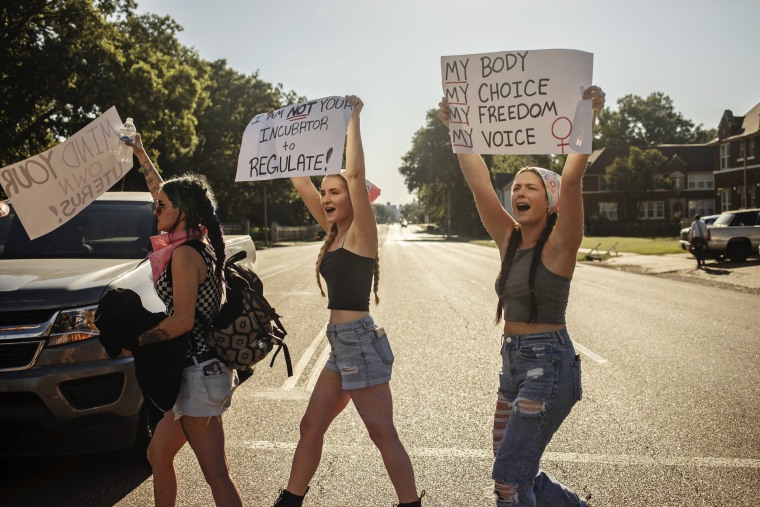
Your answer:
[498,247,571,324]
[320,248,375,311]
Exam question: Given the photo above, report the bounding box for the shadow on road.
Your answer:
[0,451,151,507]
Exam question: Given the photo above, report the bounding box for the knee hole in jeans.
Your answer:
[513,398,545,415]
[494,481,518,503]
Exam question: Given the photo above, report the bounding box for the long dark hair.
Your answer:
[161,173,225,276]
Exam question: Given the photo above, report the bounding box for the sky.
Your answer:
[135,0,760,206]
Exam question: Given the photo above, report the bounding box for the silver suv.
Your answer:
[0,193,157,456]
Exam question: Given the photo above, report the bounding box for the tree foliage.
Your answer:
[0,0,309,227]
[398,109,481,235]
[605,146,668,222]
[596,92,716,148]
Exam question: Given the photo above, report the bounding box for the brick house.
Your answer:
[582,101,760,229]
[714,102,760,211]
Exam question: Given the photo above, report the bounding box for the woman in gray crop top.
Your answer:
[273,96,423,507]
[439,85,606,507]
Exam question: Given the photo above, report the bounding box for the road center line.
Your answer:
[242,441,760,469]
[572,340,608,364]
[259,263,303,281]
[305,343,331,393]
[281,324,327,390]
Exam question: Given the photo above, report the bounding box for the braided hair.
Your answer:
[161,173,226,276]
[493,167,559,324]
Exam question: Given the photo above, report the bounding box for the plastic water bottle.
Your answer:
[115,118,137,163]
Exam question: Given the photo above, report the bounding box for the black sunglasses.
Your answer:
[152,201,178,214]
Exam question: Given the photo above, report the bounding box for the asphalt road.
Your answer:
[2,224,758,507]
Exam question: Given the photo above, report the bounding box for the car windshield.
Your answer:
[0,200,156,259]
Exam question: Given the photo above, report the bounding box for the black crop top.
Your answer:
[319,248,375,311]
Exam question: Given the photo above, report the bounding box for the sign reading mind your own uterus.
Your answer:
[235,96,353,182]
[441,49,594,155]
[0,106,132,240]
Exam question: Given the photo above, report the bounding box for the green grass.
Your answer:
[471,236,684,256]
[580,236,683,255]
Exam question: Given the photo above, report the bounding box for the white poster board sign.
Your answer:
[0,106,132,239]
[236,96,353,182]
[441,49,593,155]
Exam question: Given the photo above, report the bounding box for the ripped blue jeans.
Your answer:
[493,329,586,507]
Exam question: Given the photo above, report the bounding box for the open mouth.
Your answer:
[325,207,336,215]
[515,202,530,212]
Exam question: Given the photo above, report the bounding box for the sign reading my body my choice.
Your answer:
[236,96,353,182]
[0,106,131,240]
[441,49,594,155]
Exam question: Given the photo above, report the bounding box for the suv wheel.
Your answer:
[726,241,751,263]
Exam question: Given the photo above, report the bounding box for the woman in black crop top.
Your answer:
[273,96,423,507]
[438,86,605,507]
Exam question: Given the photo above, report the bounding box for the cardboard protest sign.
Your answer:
[236,96,353,182]
[0,106,132,239]
[441,49,593,155]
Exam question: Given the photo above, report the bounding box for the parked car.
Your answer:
[0,192,256,456]
[705,208,760,262]
[679,214,719,251]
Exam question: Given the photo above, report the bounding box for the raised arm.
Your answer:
[438,97,515,251]
[552,85,606,252]
[290,176,330,232]
[343,95,377,244]
[127,133,163,201]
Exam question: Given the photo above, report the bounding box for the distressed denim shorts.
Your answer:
[325,315,394,390]
[174,357,239,419]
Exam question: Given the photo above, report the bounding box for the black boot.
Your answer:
[395,490,425,507]
[272,487,308,507]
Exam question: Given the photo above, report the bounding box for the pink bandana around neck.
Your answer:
[148,227,206,285]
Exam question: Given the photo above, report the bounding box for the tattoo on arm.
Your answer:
[138,327,170,346]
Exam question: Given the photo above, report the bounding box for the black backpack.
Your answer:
[188,242,293,376]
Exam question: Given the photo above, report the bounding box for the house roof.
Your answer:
[585,145,714,175]
[719,101,760,140]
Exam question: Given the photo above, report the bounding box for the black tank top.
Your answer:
[319,248,375,311]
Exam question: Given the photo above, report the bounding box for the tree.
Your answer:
[398,110,481,236]
[372,203,391,224]
[596,92,716,148]
[605,146,668,222]
[0,0,129,167]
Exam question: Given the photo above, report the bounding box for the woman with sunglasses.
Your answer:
[127,134,243,507]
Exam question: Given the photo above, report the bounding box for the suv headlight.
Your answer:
[46,305,99,347]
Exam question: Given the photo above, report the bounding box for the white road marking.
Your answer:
[281,324,327,390]
[242,441,760,469]
[573,340,608,364]
[259,263,303,281]
[306,342,331,392]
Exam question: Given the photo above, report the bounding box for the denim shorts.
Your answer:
[173,357,239,419]
[325,315,394,390]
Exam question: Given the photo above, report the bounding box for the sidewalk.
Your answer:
[582,250,760,294]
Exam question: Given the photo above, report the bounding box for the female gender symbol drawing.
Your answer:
[551,116,573,154]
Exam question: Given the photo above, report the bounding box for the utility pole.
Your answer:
[263,181,269,245]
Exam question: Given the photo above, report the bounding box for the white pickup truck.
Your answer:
[705,208,760,262]
[0,192,256,456]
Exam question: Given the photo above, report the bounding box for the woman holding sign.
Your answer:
[273,96,423,507]
[126,134,243,507]
[438,86,605,507]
